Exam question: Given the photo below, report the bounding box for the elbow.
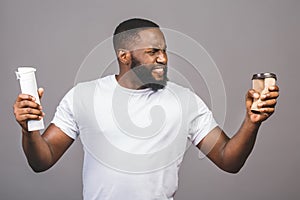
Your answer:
[29,163,51,173]
[31,167,47,173]
[223,167,242,174]
[219,162,244,174]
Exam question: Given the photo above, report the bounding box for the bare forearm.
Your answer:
[22,129,54,172]
[222,117,261,172]
[14,91,74,172]
[200,86,279,173]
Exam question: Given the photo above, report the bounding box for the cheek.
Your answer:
[132,52,157,66]
[142,56,156,65]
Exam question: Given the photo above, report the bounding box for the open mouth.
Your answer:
[152,66,166,76]
[152,68,164,73]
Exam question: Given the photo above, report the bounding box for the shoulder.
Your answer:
[166,81,198,98]
[58,76,110,104]
[166,81,190,94]
[73,75,114,93]
[166,81,208,109]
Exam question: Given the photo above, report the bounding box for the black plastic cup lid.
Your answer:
[252,72,277,80]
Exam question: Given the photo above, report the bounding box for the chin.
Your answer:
[154,77,165,81]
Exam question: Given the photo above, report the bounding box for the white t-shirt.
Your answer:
[52,75,218,200]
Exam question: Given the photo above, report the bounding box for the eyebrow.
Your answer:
[146,46,167,51]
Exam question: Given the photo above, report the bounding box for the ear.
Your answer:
[117,49,131,65]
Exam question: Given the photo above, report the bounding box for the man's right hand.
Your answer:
[13,88,45,132]
[13,87,74,172]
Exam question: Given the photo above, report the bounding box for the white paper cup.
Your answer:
[16,67,44,131]
[251,72,277,113]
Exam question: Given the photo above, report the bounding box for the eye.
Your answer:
[146,48,159,55]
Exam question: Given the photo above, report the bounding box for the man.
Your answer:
[13,18,279,199]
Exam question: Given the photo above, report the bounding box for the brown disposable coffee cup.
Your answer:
[251,72,277,113]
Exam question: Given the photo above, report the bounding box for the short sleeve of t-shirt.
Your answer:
[187,91,218,146]
[51,87,79,139]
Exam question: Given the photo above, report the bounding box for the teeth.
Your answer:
[153,68,164,73]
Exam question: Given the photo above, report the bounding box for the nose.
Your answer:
[156,50,168,65]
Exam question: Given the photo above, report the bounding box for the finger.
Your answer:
[38,88,44,99]
[261,112,270,118]
[260,91,279,100]
[257,99,277,108]
[17,100,42,109]
[13,100,42,121]
[259,85,279,100]
[18,107,44,116]
[17,113,44,121]
[14,107,45,126]
[16,94,36,102]
[268,85,279,92]
[246,89,260,108]
[257,107,275,114]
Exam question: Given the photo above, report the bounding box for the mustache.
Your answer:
[132,64,167,71]
[131,63,167,68]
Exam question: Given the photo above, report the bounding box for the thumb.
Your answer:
[246,89,259,109]
[38,88,44,100]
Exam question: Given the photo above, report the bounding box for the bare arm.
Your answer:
[14,89,74,172]
[197,85,279,173]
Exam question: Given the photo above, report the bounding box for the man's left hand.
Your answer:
[246,85,280,123]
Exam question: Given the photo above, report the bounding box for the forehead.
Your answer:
[133,28,166,50]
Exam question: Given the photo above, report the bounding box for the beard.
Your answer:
[131,57,169,92]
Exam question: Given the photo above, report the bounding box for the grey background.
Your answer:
[1,0,299,199]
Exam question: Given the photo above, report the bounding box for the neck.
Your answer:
[115,72,144,90]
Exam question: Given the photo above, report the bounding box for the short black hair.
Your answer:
[113,18,160,51]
